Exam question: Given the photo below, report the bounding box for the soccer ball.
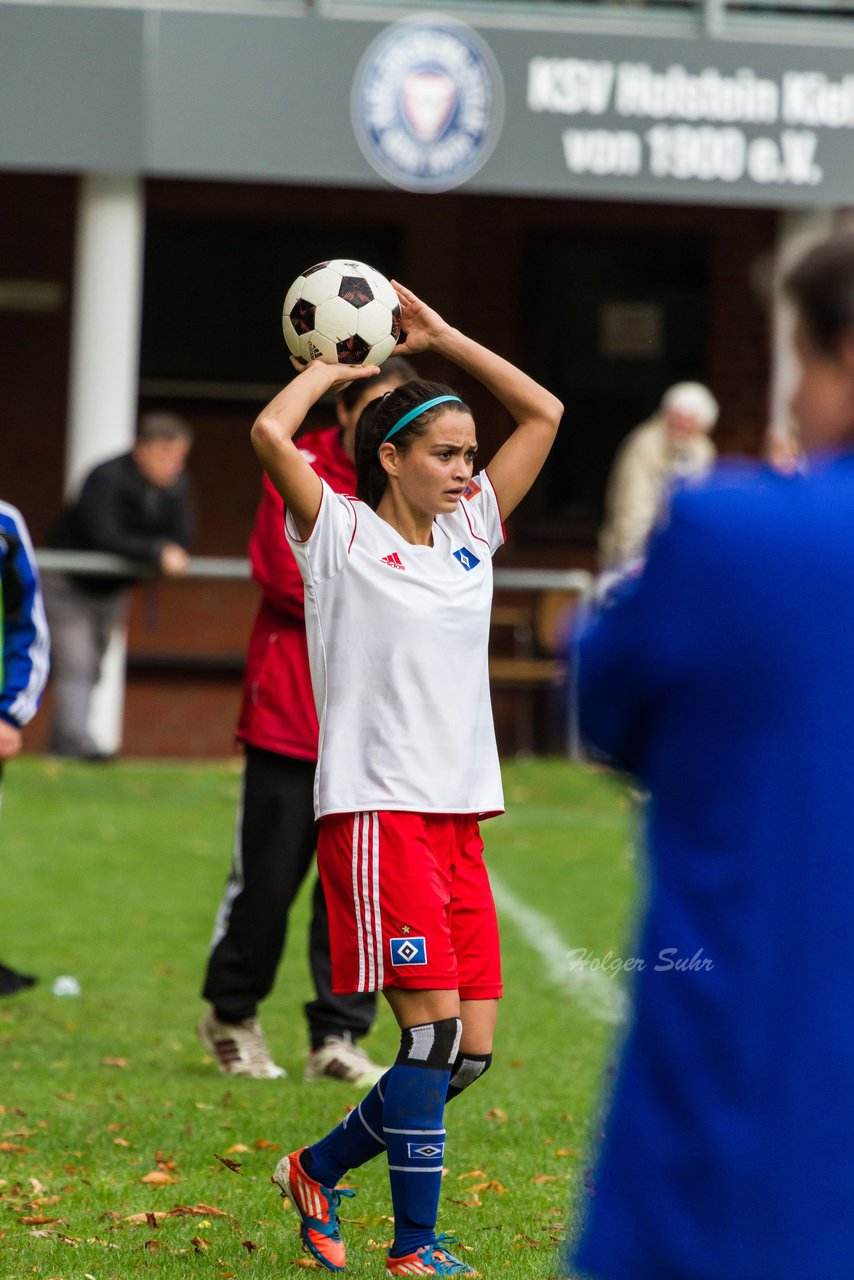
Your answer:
[282,259,402,366]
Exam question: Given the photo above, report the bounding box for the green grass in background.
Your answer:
[0,758,635,1279]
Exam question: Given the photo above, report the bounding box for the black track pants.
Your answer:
[201,745,376,1046]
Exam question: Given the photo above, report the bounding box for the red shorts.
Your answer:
[317,811,503,1000]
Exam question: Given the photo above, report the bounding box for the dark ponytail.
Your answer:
[785,233,854,355]
[354,380,470,510]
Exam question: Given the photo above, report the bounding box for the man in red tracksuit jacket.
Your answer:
[198,361,413,1081]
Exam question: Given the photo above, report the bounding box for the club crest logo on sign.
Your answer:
[390,936,428,966]
[351,18,505,193]
[453,546,480,571]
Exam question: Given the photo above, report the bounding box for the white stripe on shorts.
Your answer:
[351,816,366,991]
[361,814,375,990]
[371,812,383,989]
[351,812,383,992]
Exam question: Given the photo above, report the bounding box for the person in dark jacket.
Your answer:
[1,500,50,994]
[198,361,413,1083]
[43,412,193,759]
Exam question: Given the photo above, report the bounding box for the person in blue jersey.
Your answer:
[0,501,50,995]
[569,231,854,1280]
[571,232,854,1280]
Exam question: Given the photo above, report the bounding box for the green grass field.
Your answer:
[0,758,635,1280]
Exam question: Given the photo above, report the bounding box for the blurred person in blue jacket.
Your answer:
[570,232,854,1280]
[0,501,50,995]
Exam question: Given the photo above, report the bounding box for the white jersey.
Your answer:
[287,472,505,820]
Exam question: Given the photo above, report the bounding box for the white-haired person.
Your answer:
[250,281,562,1276]
[598,382,719,571]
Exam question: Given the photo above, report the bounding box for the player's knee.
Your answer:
[446,1051,493,1100]
[396,1017,462,1070]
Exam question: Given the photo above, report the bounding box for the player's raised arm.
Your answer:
[251,360,380,538]
[392,281,563,519]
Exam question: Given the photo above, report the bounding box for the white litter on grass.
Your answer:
[489,871,628,1025]
[51,975,81,997]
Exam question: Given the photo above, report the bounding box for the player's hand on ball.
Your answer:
[291,355,381,393]
[391,281,449,355]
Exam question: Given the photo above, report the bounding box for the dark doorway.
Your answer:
[140,216,403,391]
[524,231,709,541]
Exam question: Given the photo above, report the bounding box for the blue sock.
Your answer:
[304,1070,390,1188]
[303,1048,489,1191]
[384,1062,451,1258]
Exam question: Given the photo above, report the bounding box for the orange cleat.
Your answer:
[386,1234,479,1276]
[272,1147,355,1271]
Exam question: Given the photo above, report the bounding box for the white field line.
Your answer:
[489,871,628,1026]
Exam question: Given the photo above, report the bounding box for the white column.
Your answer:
[66,173,145,754]
[769,208,835,446]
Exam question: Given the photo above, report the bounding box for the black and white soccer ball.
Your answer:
[282,259,402,367]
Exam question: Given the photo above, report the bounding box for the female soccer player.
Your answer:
[251,282,563,1276]
[570,234,854,1280]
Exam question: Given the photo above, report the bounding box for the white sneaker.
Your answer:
[304,1033,386,1087]
[197,1012,286,1079]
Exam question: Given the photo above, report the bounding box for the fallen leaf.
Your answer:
[252,1138,279,1150]
[485,1108,508,1123]
[19,1215,64,1225]
[176,1201,231,1219]
[143,1238,162,1252]
[531,1174,557,1184]
[125,1212,169,1225]
[241,1239,258,1253]
[100,1057,127,1069]
[294,1259,322,1269]
[113,1137,130,1147]
[555,1148,580,1158]
[456,1169,486,1181]
[140,1170,177,1185]
[224,1144,250,1155]
[213,1153,242,1174]
[0,1142,30,1153]
[191,1235,211,1252]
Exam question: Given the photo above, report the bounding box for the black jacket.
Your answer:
[48,452,194,593]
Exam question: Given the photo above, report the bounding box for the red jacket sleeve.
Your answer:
[248,476,306,620]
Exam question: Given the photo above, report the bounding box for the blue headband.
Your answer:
[378,395,464,451]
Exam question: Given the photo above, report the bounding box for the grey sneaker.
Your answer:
[197,1012,286,1079]
[304,1033,386,1087]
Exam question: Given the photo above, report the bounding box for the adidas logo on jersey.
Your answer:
[380,551,406,570]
